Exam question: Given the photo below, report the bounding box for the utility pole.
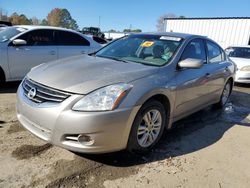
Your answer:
[129,24,132,32]
[98,16,101,28]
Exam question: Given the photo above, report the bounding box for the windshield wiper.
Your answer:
[97,55,129,63]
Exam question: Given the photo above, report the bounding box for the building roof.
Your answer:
[164,17,250,20]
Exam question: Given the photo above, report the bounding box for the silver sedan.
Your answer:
[16,33,236,153]
[225,46,250,83]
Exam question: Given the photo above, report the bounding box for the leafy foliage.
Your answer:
[47,8,78,30]
[0,7,78,30]
[156,13,186,32]
[123,29,142,33]
[9,12,32,25]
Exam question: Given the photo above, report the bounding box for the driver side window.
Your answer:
[17,29,55,46]
[181,39,206,61]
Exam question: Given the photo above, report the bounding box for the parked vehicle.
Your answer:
[0,21,12,27]
[0,25,102,82]
[225,46,250,83]
[16,33,236,154]
[82,27,105,39]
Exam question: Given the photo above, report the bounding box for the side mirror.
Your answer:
[178,58,204,69]
[12,39,27,46]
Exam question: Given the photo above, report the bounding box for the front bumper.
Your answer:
[235,71,250,83]
[16,85,140,153]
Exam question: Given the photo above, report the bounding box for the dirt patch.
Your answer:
[7,122,26,134]
[46,156,139,188]
[12,143,52,160]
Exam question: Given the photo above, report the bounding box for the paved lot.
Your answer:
[0,82,249,188]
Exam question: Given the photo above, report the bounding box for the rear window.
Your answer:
[56,31,90,46]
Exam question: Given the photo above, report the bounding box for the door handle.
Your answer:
[205,73,211,78]
[81,51,86,54]
[50,51,56,55]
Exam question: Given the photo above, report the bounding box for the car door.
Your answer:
[174,38,211,119]
[204,40,231,102]
[56,30,91,59]
[7,29,57,80]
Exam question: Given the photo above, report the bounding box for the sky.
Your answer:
[0,0,250,32]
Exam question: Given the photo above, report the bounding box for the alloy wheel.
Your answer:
[137,109,162,148]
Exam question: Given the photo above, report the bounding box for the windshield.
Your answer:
[96,34,183,66]
[0,27,26,42]
[225,47,250,59]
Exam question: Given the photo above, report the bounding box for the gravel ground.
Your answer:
[0,82,249,188]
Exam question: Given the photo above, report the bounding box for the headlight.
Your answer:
[240,66,250,72]
[72,83,133,111]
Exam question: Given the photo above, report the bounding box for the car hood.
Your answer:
[230,57,250,69]
[27,55,159,94]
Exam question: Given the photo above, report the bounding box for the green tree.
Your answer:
[123,28,142,33]
[47,8,78,30]
[31,16,40,25]
[19,14,32,25]
[9,12,20,25]
[108,29,116,32]
[132,29,142,33]
[123,29,131,32]
[60,9,78,30]
[156,13,177,32]
[9,12,31,25]
[40,19,48,26]
[47,8,61,26]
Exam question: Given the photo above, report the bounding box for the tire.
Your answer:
[0,69,5,86]
[214,80,232,109]
[127,100,167,153]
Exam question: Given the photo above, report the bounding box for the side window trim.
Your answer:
[205,40,225,64]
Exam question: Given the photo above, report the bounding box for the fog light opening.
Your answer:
[77,134,94,145]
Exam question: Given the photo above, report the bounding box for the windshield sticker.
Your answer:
[141,41,154,47]
[160,36,182,41]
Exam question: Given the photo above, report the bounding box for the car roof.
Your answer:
[13,25,77,33]
[131,32,205,39]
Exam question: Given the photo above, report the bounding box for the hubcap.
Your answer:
[137,109,162,148]
[222,83,230,105]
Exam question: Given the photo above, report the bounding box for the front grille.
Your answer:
[22,78,71,104]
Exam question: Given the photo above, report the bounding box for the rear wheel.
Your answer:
[0,68,5,86]
[214,80,232,108]
[127,100,167,153]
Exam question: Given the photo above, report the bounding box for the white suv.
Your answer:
[0,25,102,82]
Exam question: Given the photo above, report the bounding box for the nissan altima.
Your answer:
[16,33,236,153]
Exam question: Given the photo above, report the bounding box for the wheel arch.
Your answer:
[226,77,234,94]
[134,90,173,129]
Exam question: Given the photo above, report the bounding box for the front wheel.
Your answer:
[214,80,232,108]
[127,100,167,153]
